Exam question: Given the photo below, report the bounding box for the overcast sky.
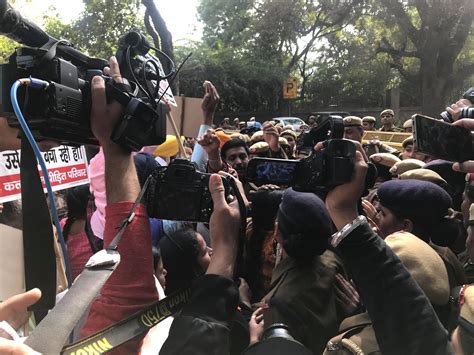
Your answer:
[13,0,202,41]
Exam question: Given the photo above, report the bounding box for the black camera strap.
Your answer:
[20,136,57,316]
[38,39,68,67]
[60,287,191,355]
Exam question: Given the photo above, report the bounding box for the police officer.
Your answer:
[343,116,364,142]
[402,119,413,133]
[378,109,402,132]
[362,116,376,131]
[343,116,397,156]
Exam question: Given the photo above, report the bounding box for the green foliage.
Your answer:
[56,0,146,59]
[198,0,254,49]
[304,28,392,108]
[1,0,471,115]
[0,37,19,63]
[176,40,286,113]
[189,0,364,114]
[0,0,147,62]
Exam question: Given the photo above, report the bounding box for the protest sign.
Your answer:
[0,145,89,203]
[0,224,24,301]
[167,96,204,137]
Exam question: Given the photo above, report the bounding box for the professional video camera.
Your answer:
[146,159,232,223]
[440,87,474,123]
[0,0,172,151]
[246,117,356,193]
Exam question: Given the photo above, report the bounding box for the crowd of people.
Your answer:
[1,56,474,355]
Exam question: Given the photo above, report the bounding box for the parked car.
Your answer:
[272,117,306,131]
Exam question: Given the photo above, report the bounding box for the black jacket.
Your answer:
[338,222,453,355]
[160,274,239,355]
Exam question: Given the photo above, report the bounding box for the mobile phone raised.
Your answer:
[413,114,472,162]
[247,158,299,186]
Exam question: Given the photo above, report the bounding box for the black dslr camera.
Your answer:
[146,159,232,223]
[246,117,356,193]
[0,1,171,151]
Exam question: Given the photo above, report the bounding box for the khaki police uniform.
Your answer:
[377,125,403,132]
[262,250,343,355]
[323,312,380,355]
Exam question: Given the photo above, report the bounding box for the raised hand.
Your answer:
[262,121,280,152]
[201,81,220,125]
[197,129,220,157]
[206,174,242,278]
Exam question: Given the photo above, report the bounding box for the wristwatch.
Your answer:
[330,215,367,247]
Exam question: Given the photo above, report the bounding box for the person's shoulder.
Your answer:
[315,249,344,273]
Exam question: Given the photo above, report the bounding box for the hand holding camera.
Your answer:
[90,57,124,150]
[0,1,171,152]
[440,87,474,122]
[445,99,471,122]
[325,149,368,230]
[206,174,244,278]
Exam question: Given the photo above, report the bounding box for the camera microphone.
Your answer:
[0,0,53,47]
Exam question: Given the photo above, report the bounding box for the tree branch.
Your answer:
[377,37,419,58]
[389,62,420,84]
[141,0,177,93]
[144,10,160,49]
[379,0,420,47]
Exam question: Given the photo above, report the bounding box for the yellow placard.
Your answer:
[283,77,298,99]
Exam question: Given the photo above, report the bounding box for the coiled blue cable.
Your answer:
[11,79,72,287]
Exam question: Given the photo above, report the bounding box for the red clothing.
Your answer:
[81,202,158,354]
[60,218,93,280]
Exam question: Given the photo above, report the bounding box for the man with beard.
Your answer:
[220,138,253,196]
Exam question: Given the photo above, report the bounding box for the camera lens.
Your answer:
[440,111,452,123]
[262,323,295,341]
[460,107,474,119]
[440,106,474,123]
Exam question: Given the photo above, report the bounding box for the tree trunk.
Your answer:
[378,0,473,116]
[144,10,160,49]
[142,0,178,94]
[419,45,454,117]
